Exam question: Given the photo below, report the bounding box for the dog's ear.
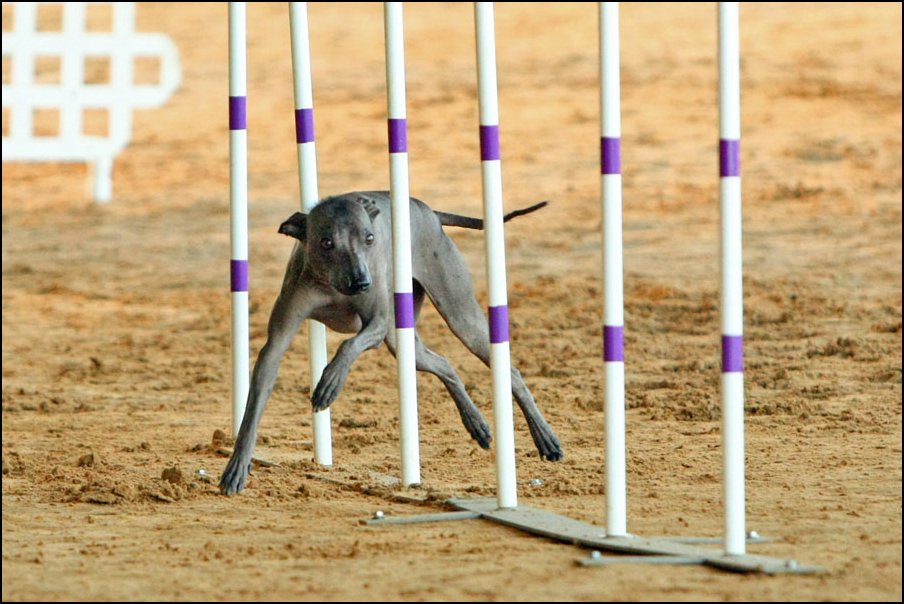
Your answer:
[357,197,380,222]
[278,212,307,241]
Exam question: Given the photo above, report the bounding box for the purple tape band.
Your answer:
[480,125,500,161]
[722,335,743,372]
[394,292,415,329]
[295,108,314,144]
[601,137,621,175]
[229,96,246,131]
[720,139,740,177]
[231,260,248,292]
[603,325,624,362]
[388,118,408,153]
[488,305,509,344]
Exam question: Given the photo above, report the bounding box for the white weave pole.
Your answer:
[718,1,746,556]
[599,1,627,538]
[228,2,249,437]
[289,2,332,466]
[384,1,421,487]
[474,2,517,510]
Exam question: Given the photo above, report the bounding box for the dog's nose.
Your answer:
[349,279,371,294]
[345,264,372,294]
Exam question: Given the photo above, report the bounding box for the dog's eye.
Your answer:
[365,233,375,245]
[320,237,333,250]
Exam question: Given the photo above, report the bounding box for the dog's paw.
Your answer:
[456,403,492,449]
[473,426,492,450]
[219,455,252,495]
[541,442,564,462]
[311,363,347,411]
[529,422,564,462]
[465,416,492,450]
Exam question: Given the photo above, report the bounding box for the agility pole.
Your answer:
[228,2,249,438]
[718,0,746,556]
[289,1,333,466]
[475,1,518,510]
[384,1,421,487]
[599,0,627,538]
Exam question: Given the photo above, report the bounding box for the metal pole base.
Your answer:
[580,553,706,566]
[362,510,480,527]
[332,476,823,576]
[445,497,825,575]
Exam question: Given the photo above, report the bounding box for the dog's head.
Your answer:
[279,196,382,296]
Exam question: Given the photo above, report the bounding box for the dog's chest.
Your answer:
[310,299,364,334]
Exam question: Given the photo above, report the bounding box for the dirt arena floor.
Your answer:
[2,2,901,601]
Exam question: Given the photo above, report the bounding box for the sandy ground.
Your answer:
[2,2,901,601]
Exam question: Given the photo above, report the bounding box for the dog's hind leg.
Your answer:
[383,286,492,449]
[414,236,563,461]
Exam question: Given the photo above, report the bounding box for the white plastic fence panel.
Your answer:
[1,2,181,202]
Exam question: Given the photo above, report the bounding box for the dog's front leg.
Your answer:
[220,283,315,495]
[311,317,388,411]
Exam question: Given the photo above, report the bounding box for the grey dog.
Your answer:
[220,191,563,495]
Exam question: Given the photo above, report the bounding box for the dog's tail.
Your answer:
[435,201,549,230]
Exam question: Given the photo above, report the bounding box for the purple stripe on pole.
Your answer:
[394,292,415,329]
[231,260,248,292]
[720,139,740,177]
[722,335,744,372]
[388,118,408,153]
[229,96,246,131]
[601,137,621,175]
[603,325,624,362]
[295,108,314,144]
[480,125,500,161]
[488,305,509,344]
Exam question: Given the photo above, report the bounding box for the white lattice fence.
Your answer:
[2,2,180,202]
